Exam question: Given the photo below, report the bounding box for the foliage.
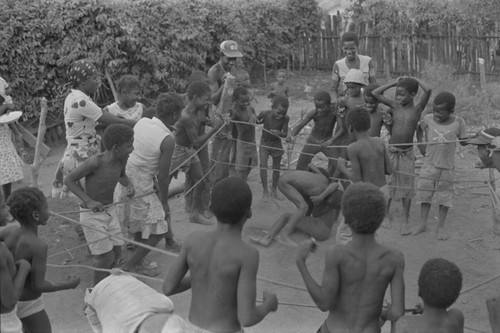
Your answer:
[0,0,320,119]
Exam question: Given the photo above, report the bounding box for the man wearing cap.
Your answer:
[331,32,376,104]
[208,40,243,183]
[468,128,500,170]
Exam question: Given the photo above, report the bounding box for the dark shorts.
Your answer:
[259,140,284,163]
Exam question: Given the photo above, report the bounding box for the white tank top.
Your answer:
[335,54,372,92]
[127,117,172,176]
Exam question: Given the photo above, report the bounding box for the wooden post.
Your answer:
[31,98,48,188]
[487,295,500,333]
[479,58,495,190]
[105,68,118,102]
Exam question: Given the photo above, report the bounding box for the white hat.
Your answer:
[220,40,243,58]
[344,69,365,85]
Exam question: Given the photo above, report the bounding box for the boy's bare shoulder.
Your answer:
[380,244,405,265]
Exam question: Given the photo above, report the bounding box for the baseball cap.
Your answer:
[467,128,500,145]
[220,40,243,58]
[344,69,365,85]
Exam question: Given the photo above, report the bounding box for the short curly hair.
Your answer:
[102,123,134,151]
[156,93,184,119]
[341,182,385,234]
[314,90,331,105]
[272,95,289,110]
[341,31,359,46]
[346,106,370,132]
[116,75,141,93]
[232,86,249,102]
[418,258,462,309]
[397,78,419,95]
[7,187,47,224]
[211,177,252,224]
[187,81,211,101]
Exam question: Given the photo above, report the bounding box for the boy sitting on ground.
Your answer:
[394,258,464,333]
[65,124,135,283]
[231,86,258,181]
[296,182,405,332]
[290,91,338,172]
[257,95,289,201]
[251,165,342,247]
[163,177,278,333]
[373,77,432,235]
[1,188,80,333]
[414,91,468,240]
[170,81,223,225]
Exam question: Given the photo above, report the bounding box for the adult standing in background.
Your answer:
[208,40,243,184]
[331,32,377,104]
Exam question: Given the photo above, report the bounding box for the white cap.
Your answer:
[344,69,365,85]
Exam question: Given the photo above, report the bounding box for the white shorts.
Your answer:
[1,306,23,333]
[17,297,44,319]
[80,205,124,256]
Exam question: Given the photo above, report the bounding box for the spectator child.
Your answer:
[363,84,389,137]
[104,75,144,121]
[268,69,289,103]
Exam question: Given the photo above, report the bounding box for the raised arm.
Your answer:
[237,248,278,327]
[414,78,432,112]
[291,110,316,137]
[372,81,399,109]
[31,242,80,293]
[98,111,136,127]
[368,59,377,84]
[163,242,190,296]
[296,242,340,311]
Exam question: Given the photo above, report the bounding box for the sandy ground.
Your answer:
[8,73,500,333]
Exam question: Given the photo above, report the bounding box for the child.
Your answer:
[363,84,387,137]
[329,68,366,160]
[335,107,392,244]
[394,258,464,332]
[373,77,432,235]
[163,177,278,332]
[258,95,289,200]
[0,187,80,333]
[296,182,405,332]
[290,91,338,172]
[251,166,342,247]
[0,189,31,333]
[414,91,468,240]
[231,86,258,181]
[0,76,24,199]
[65,124,135,284]
[170,81,223,225]
[268,69,289,103]
[104,75,144,121]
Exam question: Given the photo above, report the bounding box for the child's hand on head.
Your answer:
[67,274,81,289]
[263,290,278,312]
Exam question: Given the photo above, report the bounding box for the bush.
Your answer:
[0,0,321,120]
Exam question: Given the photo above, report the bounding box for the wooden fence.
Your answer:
[293,15,500,80]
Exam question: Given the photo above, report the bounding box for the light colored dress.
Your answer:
[105,102,143,121]
[0,124,23,185]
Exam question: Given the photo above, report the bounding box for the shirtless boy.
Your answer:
[163,177,278,332]
[1,188,80,333]
[257,95,289,200]
[394,258,464,333]
[170,81,223,225]
[231,86,258,181]
[65,124,135,284]
[363,84,387,137]
[372,77,432,235]
[291,91,338,172]
[268,69,289,103]
[296,182,405,333]
[0,190,31,333]
[251,166,342,247]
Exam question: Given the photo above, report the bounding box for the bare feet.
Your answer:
[249,235,273,247]
[400,223,411,235]
[203,210,214,219]
[436,227,449,240]
[270,190,284,201]
[411,224,428,236]
[262,191,270,201]
[381,217,392,229]
[275,234,298,247]
[189,214,213,225]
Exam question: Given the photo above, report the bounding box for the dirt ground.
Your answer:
[8,71,500,333]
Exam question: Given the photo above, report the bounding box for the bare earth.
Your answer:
[9,71,500,333]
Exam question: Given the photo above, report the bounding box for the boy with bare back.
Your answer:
[291,91,338,172]
[394,258,464,333]
[163,177,278,332]
[231,86,258,181]
[65,124,135,284]
[296,182,405,333]
[170,81,224,225]
[257,95,289,201]
[251,165,342,247]
[373,77,432,235]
